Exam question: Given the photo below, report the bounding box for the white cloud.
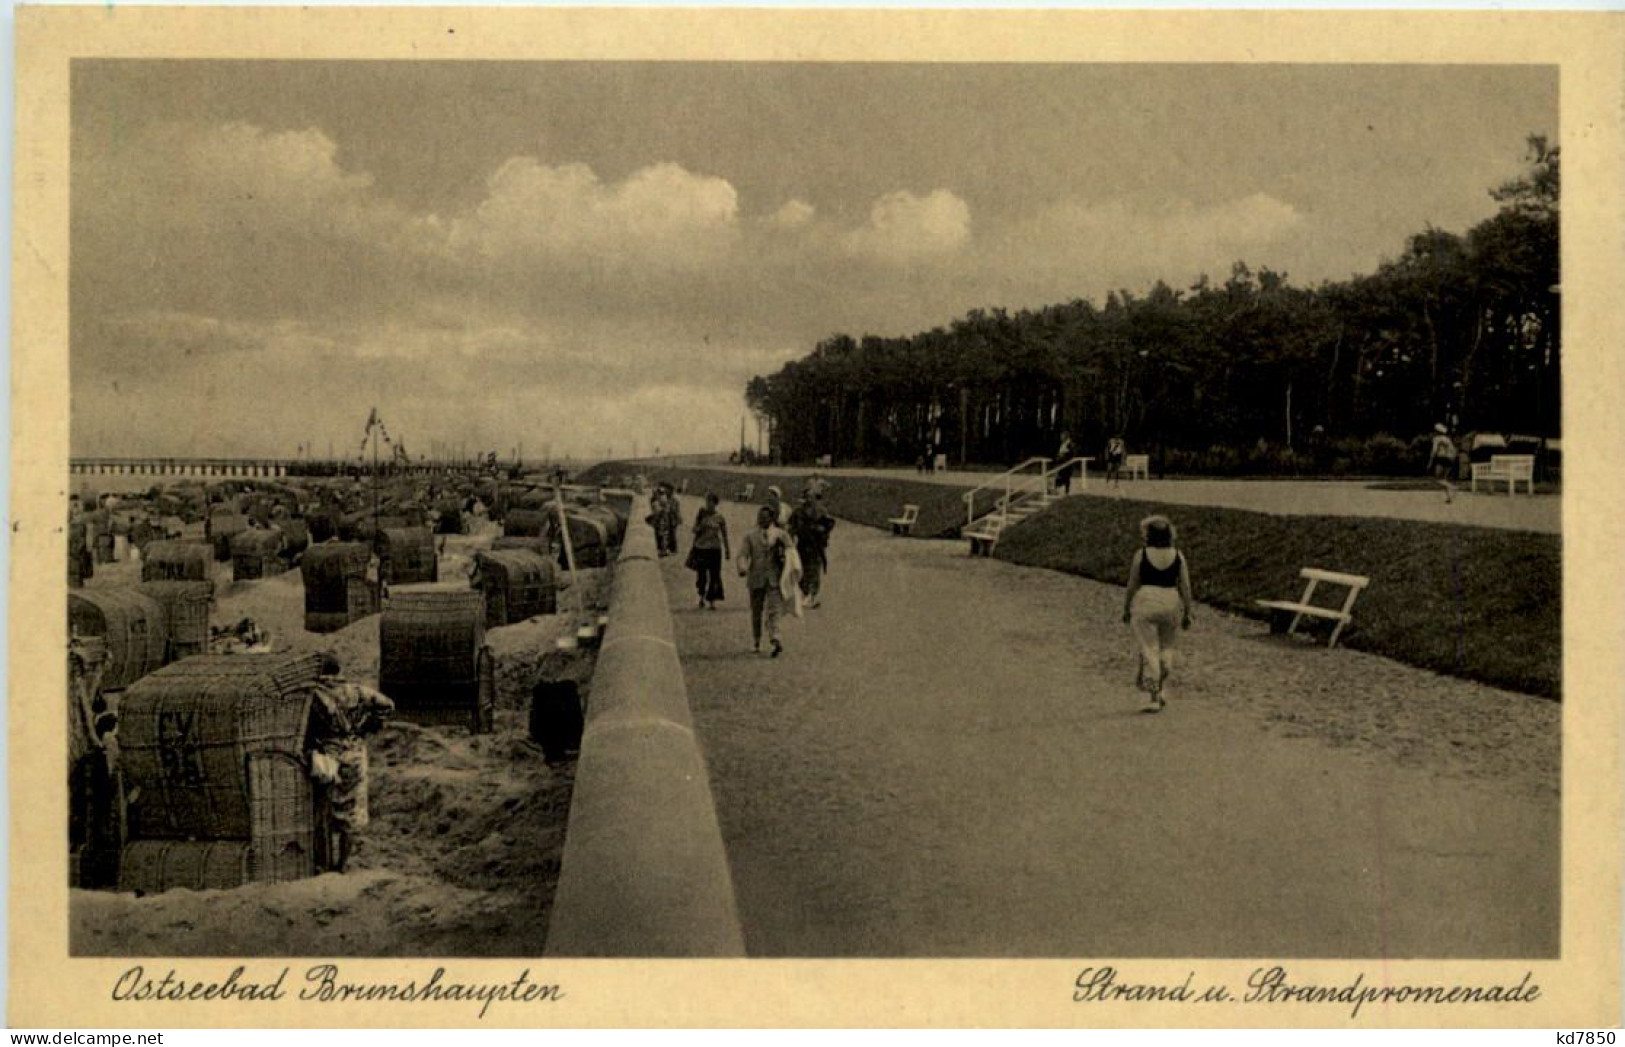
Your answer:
[843,189,971,263]
[767,199,817,230]
[449,157,740,270]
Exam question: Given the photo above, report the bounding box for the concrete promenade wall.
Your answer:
[545,494,745,956]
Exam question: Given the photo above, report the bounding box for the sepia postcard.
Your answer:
[11,5,1624,1029]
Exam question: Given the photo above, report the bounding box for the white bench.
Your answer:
[734,482,756,502]
[1124,454,1150,480]
[888,504,919,536]
[964,515,1006,556]
[1255,567,1371,649]
[1470,454,1535,495]
[816,454,833,468]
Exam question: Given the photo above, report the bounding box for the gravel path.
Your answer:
[666,503,1559,958]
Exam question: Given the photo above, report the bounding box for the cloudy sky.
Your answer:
[70,61,1555,460]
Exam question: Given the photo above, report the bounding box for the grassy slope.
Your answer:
[996,496,1560,700]
[579,463,1560,699]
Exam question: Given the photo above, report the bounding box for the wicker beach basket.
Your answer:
[230,529,286,580]
[337,513,375,544]
[490,535,551,556]
[141,540,215,583]
[136,580,215,660]
[433,498,467,535]
[305,510,338,544]
[117,839,256,894]
[557,508,612,568]
[68,519,90,588]
[378,527,438,586]
[209,512,248,562]
[301,543,377,633]
[379,584,486,727]
[502,508,550,539]
[277,518,311,561]
[475,549,558,627]
[68,589,169,691]
[117,653,323,889]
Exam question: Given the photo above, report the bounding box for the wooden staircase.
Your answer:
[962,457,1089,556]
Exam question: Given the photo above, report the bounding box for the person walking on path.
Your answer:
[737,504,790,657]
[788,490,836,608]
[1104,434,1127,490]
[661,483,684,554]
[688,492,731,609]
[1120,514,1193,713]
[647,485,672,556]
[1427,423,1458,505]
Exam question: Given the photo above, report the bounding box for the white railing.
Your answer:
[1041,456,1091,494]
[963,457,1050,526]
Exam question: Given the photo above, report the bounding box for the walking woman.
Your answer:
[1120,514,1194,712]
[688,492,730,609]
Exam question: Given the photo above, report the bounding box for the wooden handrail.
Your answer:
[962,457,1050,525]
[1040,456,1092,491]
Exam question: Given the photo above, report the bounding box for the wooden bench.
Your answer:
[1124,454,1150,480]
[734,482,756,502]
[1255,567,1371,649]
[1470,454,1535,495]
[964,515,1006,557]
[888,504,919,536]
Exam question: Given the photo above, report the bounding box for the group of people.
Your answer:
[1052,430,1129,493]
[648,482,684,556]
[684,481,836,658]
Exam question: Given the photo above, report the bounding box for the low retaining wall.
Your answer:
[544,495,745,956]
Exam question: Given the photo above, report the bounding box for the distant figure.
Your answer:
[689,492,731,610]
[1427,423,1458,504]
[1104,435,1127,489]
[309,653,394,872]
[1055,430,1077,494]
[1120,515,1194,713]
[788,490,835,608]
[737,504,789,657]
[647,485,673,557]
[764,485,791,528]
[661,484,683,554]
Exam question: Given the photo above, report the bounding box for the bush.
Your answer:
[1354,432,1414,475]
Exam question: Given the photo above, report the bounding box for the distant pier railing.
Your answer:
[68,457,510,480]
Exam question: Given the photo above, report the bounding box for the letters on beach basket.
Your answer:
[116,653,324,892]
[141,540,215,583]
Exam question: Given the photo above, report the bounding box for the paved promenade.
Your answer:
[661,501,1559,957]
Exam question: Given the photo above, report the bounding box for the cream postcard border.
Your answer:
[10,7,1623,1029]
